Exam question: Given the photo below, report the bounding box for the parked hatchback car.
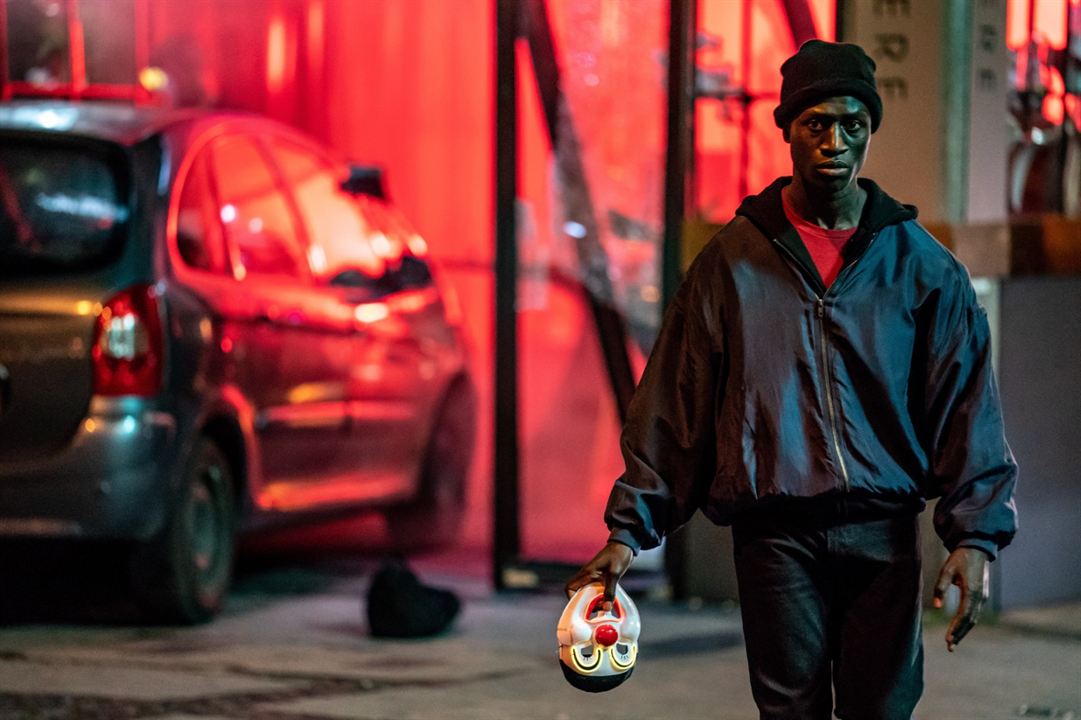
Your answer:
[0,100,476,623]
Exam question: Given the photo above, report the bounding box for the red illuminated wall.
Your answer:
[320,1,494,269]
[139,0,493,269]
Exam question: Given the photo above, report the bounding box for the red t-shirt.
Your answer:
[781,191,858,288]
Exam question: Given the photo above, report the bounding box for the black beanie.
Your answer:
[773,39,883,133]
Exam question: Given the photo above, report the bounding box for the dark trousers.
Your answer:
[732,506,923,720]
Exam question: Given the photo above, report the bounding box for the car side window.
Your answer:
[268,139,389,292]
[175,151,226,274]
[209,136,306,282]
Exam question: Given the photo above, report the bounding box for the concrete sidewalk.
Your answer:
[0,549,1077,720]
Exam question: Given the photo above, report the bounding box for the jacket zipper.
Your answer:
[768,231,880,493]
[816,297,850,491]
[815,230,878,491]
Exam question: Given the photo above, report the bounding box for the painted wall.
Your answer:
[997,277,1081,608]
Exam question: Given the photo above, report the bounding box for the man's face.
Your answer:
[786,96,871,194]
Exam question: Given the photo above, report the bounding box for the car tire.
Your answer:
[130,436,236,624]
[387,380,476,551]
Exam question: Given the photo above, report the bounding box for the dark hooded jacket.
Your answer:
[605,177,1018,559]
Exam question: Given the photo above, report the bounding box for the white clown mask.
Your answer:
[557,582,640,692]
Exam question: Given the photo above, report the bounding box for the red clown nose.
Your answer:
[594,624,618,647]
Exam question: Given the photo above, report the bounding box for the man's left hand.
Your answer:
[933,547,990,652]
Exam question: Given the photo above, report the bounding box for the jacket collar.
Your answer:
[734,177,917,294]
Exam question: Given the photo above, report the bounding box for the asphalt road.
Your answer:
[0,519,1078,720]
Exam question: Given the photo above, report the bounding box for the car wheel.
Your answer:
[388,381,476,550]
[131,436,236,624]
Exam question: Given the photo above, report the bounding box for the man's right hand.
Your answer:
[564,541,634,602]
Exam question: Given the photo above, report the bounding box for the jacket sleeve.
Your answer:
[604,258,722,554]
[923,270,1018,560]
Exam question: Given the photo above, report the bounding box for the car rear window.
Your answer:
[0,138,128,275]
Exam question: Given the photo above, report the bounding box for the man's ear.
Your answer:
[782,126,791,143]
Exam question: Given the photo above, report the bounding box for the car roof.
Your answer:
[0,100,252,146]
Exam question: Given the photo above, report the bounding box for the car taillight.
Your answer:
[92,284,163,397]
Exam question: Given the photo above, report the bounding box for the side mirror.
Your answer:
[340,164,388,199]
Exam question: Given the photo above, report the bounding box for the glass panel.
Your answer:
[517,0,666,563]
[210,136,304,281]
[694,0,838,223]
[5,0,71,86]
[1006,0,1080,214]
[0,139,126,275]
[548,0,669,350]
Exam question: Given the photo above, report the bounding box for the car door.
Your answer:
[351,196,436,483]
[206,134,353,512]
[267,139,429,501]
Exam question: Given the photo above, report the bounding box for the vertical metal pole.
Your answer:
[943,0,972,223]
[662,0,696,310]
[661,0,697,599]
[493,0,520,591]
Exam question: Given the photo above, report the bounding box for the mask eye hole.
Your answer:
[570,643,603,672]
[610,642,636,670]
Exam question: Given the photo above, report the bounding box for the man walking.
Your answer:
[566,40,1017,719]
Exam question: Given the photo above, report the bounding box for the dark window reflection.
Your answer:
[0,140,126,274]
[6,0,71,86]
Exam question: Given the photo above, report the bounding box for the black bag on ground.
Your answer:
[366,558,461,638]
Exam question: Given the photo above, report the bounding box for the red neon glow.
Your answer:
[1010,0,1071,50]
[1042,94,1065,124]
[1008,0,1031,49]
[1043,66,1067,124]
[266,15,287,94]
[1036,0,1069,49]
